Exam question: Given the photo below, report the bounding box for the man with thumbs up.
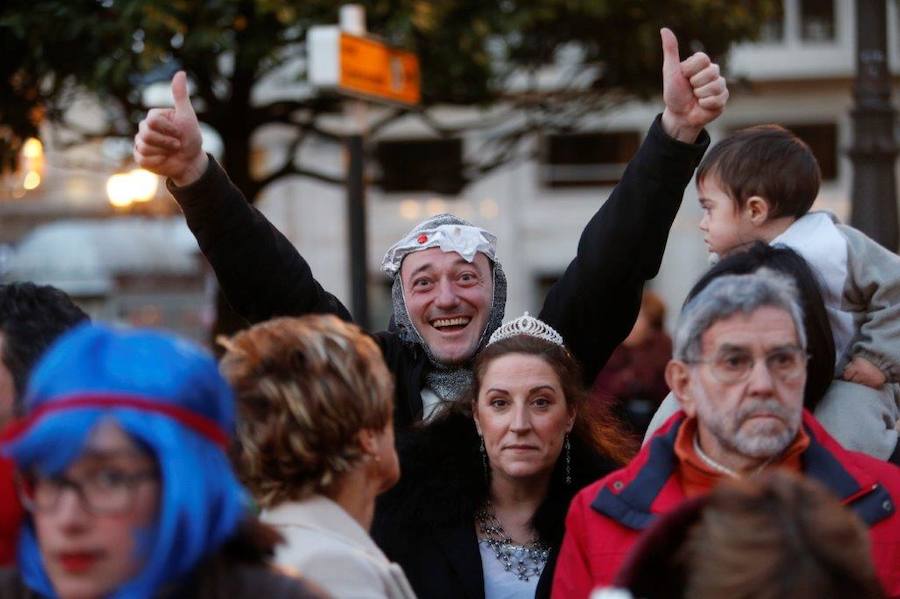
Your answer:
[134,29,728,428]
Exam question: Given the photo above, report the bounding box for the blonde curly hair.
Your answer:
[219,315,393,508]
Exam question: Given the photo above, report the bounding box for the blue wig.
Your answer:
[4,323,248,598]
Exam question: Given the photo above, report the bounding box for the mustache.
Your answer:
[735,399,794,424]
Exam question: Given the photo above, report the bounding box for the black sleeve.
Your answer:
[167,157,352,325]
[539,115,709,384]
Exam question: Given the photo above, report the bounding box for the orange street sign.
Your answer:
[308,26,421,107]
[338,33,420,106]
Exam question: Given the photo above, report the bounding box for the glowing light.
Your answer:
[23,171,41,190]
[106,173,134,208]
[21,138,43,160]
[128,168,159,202]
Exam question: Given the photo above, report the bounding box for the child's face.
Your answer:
[697,177,757,256]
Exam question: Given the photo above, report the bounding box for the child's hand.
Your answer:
[842,356,887,389]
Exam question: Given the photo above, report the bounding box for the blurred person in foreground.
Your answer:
[552,270,900,598]
[0,323,323,599]
[134,29,727,429]
[374,313,636,598]
[591,290,672,436]
[593,470,884,599]
[220,315,415,598]
[0,283,89,566]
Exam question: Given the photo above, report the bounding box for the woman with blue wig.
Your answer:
[0,323,324,599]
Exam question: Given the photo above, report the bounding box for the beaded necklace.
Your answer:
[475,501,550,582]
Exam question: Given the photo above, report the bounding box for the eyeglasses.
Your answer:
[19,467,159,516]
[688,346,808,385]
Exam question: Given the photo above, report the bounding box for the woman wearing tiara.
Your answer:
[373,313,636,599]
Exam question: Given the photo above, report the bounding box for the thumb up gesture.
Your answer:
[659,28,729,143]
[133,71,208,186]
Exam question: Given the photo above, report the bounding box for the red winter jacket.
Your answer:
[0,457,23,565]
[552,410,900,599]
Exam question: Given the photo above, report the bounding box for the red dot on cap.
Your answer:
[417,234,428,244]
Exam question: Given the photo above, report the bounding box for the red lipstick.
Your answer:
[58,552,99,573]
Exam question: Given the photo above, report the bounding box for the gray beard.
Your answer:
[390,262,507,404]
[701,398,800,459]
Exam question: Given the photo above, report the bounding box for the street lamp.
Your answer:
[106,168,159,209]
[848,0,899,250]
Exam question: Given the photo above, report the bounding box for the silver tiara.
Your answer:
[488,312,564,347]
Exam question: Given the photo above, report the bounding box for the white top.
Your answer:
[420,387,444,422]
[478,540,542,599]
[261,495,417,599]
[771,211,855,368]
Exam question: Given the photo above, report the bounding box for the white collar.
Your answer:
[261,494,383,555]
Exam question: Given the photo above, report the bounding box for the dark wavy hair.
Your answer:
[697,124,820,219]
[0,282,88,412]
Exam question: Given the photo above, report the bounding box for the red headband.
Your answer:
[2,393,230,450]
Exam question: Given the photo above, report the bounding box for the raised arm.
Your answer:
[134,73,350,324]
[539,29,726,383]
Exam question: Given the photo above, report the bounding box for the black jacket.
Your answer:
[171,115,708,428]
[371,411,619,599]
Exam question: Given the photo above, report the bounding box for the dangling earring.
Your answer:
[565,434,572,485]
[479,435,488,479]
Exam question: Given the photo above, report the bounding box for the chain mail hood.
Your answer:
[384,214,507,404]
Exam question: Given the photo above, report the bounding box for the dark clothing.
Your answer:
[592,332,672,406]
[592,331,672,435]
[372,411,618,599]
[0,520,326,598]
[170,116,708,428]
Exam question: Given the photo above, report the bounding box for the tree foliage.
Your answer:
[1,0,777,196]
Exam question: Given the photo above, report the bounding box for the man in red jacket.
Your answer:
[0,283,88,565]
[552,270,900,598]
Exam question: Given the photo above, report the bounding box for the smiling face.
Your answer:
[32,420,160,599]
[473,353,575,485]
[400,248,493,365]
[697,176,758,256]
[668,307,806,473]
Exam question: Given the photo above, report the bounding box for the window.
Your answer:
[728,122,838,182]
[800,0,835,42]
[534,273,561,308]
[375,138,466,195]
[786,123,838,181]
[541,131,641,188]
[759,1,785,42]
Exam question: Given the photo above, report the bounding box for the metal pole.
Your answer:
[342,4,370,329]
[346,132,370,329]
[849,0,898,250]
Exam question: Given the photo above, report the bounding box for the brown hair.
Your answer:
[697,125,821,219]
[683,470,884,599]
[219,315,394,508]
[470,335,637,465]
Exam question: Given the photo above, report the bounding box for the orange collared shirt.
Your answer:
[673,415,810,497]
